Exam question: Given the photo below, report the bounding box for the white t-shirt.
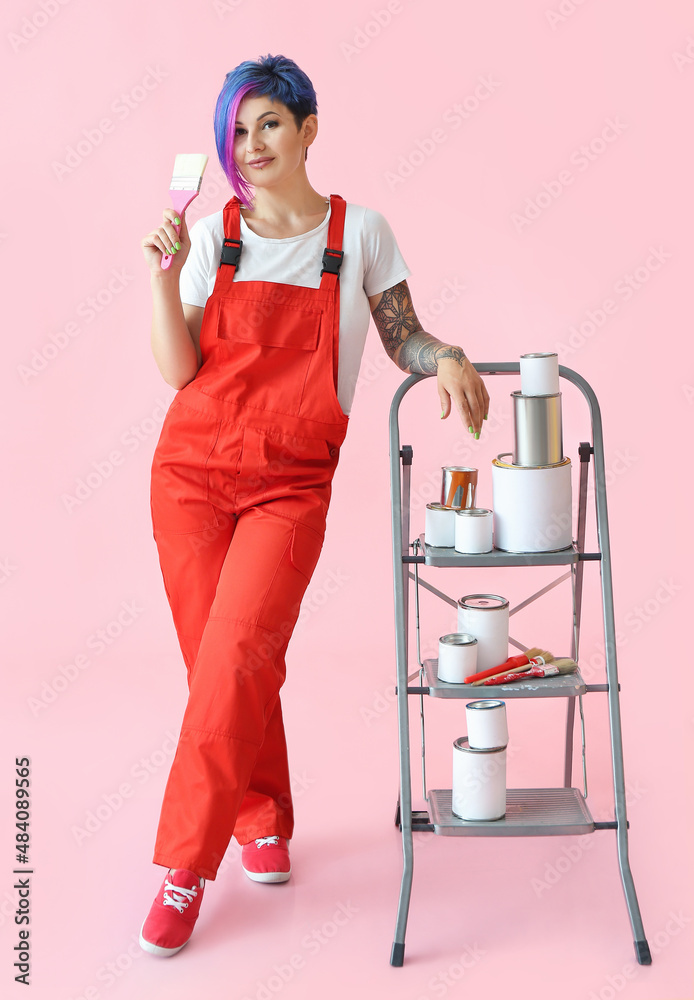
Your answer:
[179,200,412,415]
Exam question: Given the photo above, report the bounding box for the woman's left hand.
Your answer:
[437,357,490,436]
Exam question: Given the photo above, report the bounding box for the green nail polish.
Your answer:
[174,216,180,225]
[484,414,488,420]
[174,241,181,250]
[441,410,445,419]
[468,426,473,433]
[475,432,480,439]
[171,246,177,254]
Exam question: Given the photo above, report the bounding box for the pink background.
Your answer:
[2,0,692,997]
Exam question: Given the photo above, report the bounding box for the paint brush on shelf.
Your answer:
[160,153,209,270]
[482,658,578,685]
[464,647,552,686]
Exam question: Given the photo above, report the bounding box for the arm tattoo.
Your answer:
[372,280,467,374]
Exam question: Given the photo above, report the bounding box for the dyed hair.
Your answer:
[214,54,318,208]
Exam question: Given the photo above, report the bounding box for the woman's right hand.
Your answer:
[141,209,192,276]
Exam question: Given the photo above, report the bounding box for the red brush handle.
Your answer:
[484,665,544,685]
[463,653,530,685]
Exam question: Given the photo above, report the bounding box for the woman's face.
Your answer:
[233,95,314,190]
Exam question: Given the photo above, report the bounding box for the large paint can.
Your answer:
[512,391,563,467]
[520,352,560,396]
[465,699,509,749]
[457,594,509,672]
[441,467,478,509]
[492,455,572,552]
[452,737,507,821]
[454,508,493,554]
[437,633,478,683]
[425,502,456,547]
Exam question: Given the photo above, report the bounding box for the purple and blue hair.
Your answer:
[214,54,318,209]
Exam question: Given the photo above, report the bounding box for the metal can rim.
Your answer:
[439,633,478,646]
[457,594,509,611]
[453,736,507,754]
[455,507,492,517]
[465,699,506,711]
[520,352,558,360]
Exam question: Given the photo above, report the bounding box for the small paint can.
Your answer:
[512,391,563,467]
[437,633,478,683]
[452,737,507,821]
[441,466,478,509]
[454,507,493,554]
[457,594,509,672]
[520,352,560,396]
[465,699,509,749]
[425,502,456,548]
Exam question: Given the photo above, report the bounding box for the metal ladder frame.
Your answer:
[388,363,651,967]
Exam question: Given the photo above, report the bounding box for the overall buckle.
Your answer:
[219,238,242,269]
[320,247,344,277]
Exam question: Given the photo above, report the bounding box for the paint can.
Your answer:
[425,502,456,548]
[457,594,509,672]
[441,466,478,509]
[492,455,572,552]
[452,737,507,821]
[465,699,509,749]
[454,507,493,554]
[520,352,560,396]
[512,391,563,467]
[437,633,478,683]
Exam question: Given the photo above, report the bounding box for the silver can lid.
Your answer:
[439,633,478,646]
[520,352,558,359]
[455,507,492,517]
[457,594,509,611]
[426,502,455,511]
[465,699,506,711]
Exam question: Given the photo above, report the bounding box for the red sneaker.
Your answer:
[139,868,205,956]
[241,836,291,883]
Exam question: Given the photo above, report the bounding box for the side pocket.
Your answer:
[289,520,325,584]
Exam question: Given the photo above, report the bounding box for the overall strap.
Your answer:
[217,195,346,285]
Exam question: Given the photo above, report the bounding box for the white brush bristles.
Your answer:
[169,153,209,191]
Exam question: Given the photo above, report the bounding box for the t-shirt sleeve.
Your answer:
[361,207,412,298]
[179,219,215,307]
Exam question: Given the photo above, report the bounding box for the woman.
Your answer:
[139,53,489,957]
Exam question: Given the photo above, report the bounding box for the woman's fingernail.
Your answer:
[171,246,177,254]
[174,241,181,250]
[468,426,473,433]
[475,432,480,439]
[484,414,488,420]
[174,216,181,225]
[441,410,445,419]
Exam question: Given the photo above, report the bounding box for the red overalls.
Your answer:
[149,194,349,881]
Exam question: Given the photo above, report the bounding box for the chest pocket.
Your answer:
[196,294,323,416]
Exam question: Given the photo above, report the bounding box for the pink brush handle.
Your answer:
[160,189,201,270]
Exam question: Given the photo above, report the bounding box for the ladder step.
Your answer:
[429,787,594,836]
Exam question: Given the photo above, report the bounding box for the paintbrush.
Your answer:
[160,153,209,270]
[464,647,552,686]
[482,658,578,685]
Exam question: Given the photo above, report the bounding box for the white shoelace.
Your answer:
[162,877,199,913]
[255,836,280,848]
